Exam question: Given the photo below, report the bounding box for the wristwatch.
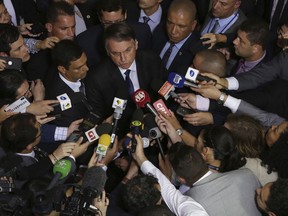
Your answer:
[217,92,226,105]
[176,128,184,136]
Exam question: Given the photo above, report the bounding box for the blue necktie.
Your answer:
[162,42,175,68]
[143,16,150,24]
[125,69,134,95]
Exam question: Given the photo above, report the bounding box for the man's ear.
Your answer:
[57,65,66,75]
[191,20,198,32]
[178,176,187,185]
[26,144,34,152]
[268,212,276,216]
[45,23,53,33]
[135,40,139,50]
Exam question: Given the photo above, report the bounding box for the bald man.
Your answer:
[152,0,205,76]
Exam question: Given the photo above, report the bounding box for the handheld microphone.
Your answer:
[129,109,144,152]
[151,80,176,100]
[141,114,165,159]
[95,134,111,162]
[81,166,108,214]
[185,67,216,83]
[153,99,171,116]
[132,89,158,117]
[46,157,76,190]
[110,89,128,147]
[168,72,199,89]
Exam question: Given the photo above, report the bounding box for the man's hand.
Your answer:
[71,137,91,158]
[183,112,214,126]
[26,100,59,115]
[0,58,6,71]
[36,36,60,50]
[176,93,197,109]
[0,105,17,123]
[31,79,45,101]
[199,72,228,89]
[192,85,222,100]
[52,142,77,161]
[201,33,227,49]
[132,134,147,166]
[217,48,231,60]
[67,119,83,138]
[36,114,56,124]
[93,191,109,216]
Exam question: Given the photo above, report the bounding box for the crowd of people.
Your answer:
[1,0,288,215]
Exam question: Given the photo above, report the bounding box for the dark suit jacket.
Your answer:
[45,71,89,127]
[152,23,205,77]
[85,50,167,138]
[77,22,152,68]
[11,0,39,25]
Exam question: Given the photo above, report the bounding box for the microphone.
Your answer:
[110,89,128,147]
[168,72,199,89]
[129,109,144,152]
[46,157,76,190]
[141,114,165,159]
[132,89,158,117]
[95,134,111,162]
[153,99,171,116]
[81,166,108,213]
[151,79,176,100]
[185,67,216,83]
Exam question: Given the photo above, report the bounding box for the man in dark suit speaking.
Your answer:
[85,22,166,137]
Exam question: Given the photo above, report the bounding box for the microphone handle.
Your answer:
[146,103,158,117]
[110,118,119,148]
[46,172,62,191]
[156,138,165,160]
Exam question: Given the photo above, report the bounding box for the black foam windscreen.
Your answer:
[82,166,107,198]
[96,123,112,136]
[132,108,144,122]
[141,113,157,138]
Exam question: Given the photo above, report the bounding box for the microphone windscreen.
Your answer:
[141,113,157,137]
[132,108,144,122]
[82,166,107,198]
[96,123,112,136]
[132,89,151,108]
[98,134,111,146]
[168,72,185,88]
[53,158,73,179]
[115,87,129,100]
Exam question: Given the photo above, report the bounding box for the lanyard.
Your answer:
[207,12,238,34]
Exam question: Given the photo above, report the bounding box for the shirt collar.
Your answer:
[217,10,239,27]
[174,33,192,49]
[17,150,36,158]
[244,51,266,70]
[59,73,81,91]
[140,5,162,23]
[119,60,137,76]
[193,170,213,185]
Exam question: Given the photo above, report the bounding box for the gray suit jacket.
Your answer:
[201,9,247,34]
[185,168,261,216]
[236,50,288,91]
[237,100,286,128]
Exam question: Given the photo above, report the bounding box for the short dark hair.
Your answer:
[98,0,126,17]
[238,18,269,49]
[0,24,20,54]
[46,1,74,24]
[138,204,175,216]
[51,39,83,69]
[104,22,136,43]
[266,179,288,216]
[0,70,26,102]
[201,125,245,172]
[0,113,38,153]
[123,174,161,214]
[168,142,208,186]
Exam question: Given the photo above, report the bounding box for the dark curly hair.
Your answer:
[122,174,161,214]
[266,178,288,216]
